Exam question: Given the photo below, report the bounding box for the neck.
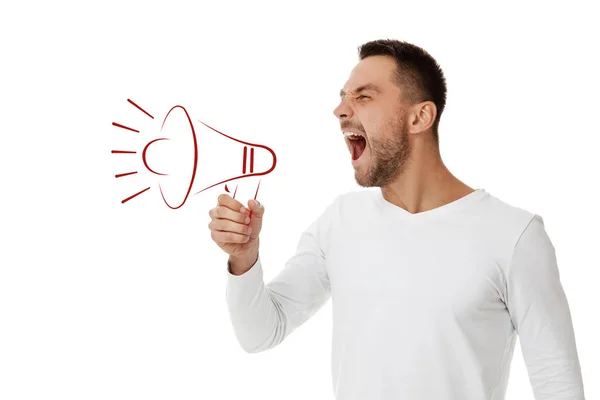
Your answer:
[381,136,474,214]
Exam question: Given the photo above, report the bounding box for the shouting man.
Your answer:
[209,39,586,399]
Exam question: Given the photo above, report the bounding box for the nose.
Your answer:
[333,98,354,121]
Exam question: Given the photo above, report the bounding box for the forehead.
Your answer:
[340,55,398,95]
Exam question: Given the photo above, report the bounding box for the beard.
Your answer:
[355,119,411,188]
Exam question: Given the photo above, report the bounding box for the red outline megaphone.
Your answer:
[112,100,277,210]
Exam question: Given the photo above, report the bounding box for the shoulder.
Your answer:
[310,189,377,228]
[333,188,379,212]
[474,191,552,276]
[477,191,540,239]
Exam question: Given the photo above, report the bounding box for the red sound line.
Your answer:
[122,187,150,203]
[250,148,254,173]
[242,146,247,174]
[111,150,136,154]
[112,122,139,133]
[233,184,238,199]
[115,171,138,178]
[127,99,154,119]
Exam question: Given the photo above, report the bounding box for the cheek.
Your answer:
[359,111,384,136]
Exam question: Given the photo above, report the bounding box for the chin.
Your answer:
[354,169,375,188]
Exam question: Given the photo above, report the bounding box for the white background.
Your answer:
[1,1,598,399]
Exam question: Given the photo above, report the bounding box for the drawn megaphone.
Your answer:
[111,99,277,209]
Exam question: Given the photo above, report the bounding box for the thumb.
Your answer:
[247,199,265,219]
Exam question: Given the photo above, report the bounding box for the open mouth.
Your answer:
[344,132,367,161]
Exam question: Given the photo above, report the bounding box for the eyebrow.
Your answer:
[340,83,381,98]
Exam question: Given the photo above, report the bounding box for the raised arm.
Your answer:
[225,197,337,353]
[506,214,586,399]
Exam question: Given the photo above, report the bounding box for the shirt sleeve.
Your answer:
[506,214,586,399]
[225,197,337,353]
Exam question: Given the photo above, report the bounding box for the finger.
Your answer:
[218,193,249,214]
[209,205,250,224]
[247,199,265,219]
[211,230,250,243]
[209,219,252,235]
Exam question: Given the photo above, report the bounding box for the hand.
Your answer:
[208,193,265,258]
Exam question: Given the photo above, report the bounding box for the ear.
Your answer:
[407,101,437,134]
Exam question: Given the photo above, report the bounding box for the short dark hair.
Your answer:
[358,39,447,144]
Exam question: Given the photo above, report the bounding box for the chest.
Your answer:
[326,221,507,321]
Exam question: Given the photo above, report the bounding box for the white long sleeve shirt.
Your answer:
[225,188,585,399]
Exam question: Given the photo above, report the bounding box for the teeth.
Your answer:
[343,131,364,140]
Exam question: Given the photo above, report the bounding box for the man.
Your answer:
[208,39,586,399]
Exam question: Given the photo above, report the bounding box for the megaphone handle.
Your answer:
[228,179,261,223]
[232,179,261,222]
[248,179,261,220]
